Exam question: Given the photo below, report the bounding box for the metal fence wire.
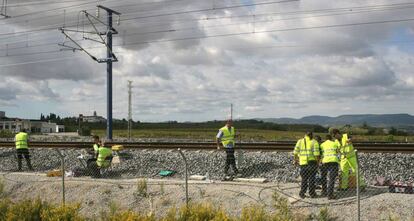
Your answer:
[0,146,413,220]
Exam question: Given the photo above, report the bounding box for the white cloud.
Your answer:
[1,0,414,121]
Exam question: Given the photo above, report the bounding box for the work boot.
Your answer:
[328,194,337,200]
[17,159,22,171]
[309,193,318,198]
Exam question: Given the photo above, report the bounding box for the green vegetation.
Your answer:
[0,130,14,138]
[135,179,149,198]
[0,194,339,221]
[92,128,414,142]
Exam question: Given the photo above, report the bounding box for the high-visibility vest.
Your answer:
[320,140,339,164]
[219,126,235,147]
[294,136,320,166]
[15,132,28,149]
[337,133,356,159]
[97,147,112,167]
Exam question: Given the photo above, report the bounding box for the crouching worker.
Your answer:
[15,129,33,171]
[320,134,339,199]
[86,135,101,171]
[89,141,112,178]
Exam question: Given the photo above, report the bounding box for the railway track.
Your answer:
[0,141,413,153]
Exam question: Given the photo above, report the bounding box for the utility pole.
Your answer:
[230,103,233,121]
[0,0,9,18]
[128,80,132,141]
[99,5,120,141]
[59,5,121,141]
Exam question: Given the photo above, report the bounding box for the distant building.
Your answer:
[0,111,5,118]
[0,111,64,133]
[0,119,31,132]
[81,111,106,123]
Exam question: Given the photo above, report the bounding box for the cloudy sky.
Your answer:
[0,0,414,122]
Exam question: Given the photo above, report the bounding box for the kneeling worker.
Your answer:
[90,140,112,178]
[320,134,339,199]
[294,132,320,198]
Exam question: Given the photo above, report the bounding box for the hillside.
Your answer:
[257,114,414,127]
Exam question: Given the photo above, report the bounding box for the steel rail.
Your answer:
[0,141,413,153]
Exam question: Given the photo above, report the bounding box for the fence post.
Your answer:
[54,149,65,206]
[178,148,189,207]
[355,150,360,221]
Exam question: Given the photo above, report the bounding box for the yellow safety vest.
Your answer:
[294,136,320,166]
[320,140,339,164]
[219,126,235,147]
[337,133,356,159]
[15,132,28,150]
[97,147,112,167]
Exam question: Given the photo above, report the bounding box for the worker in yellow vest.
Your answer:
[216,119,239,178]
[88,140,112,178]
[332,129,365,190]
[294,132,320,198]
[96,144,113,169]
[15,129,33,171]
[320,134,340,199]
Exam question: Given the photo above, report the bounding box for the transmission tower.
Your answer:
[128,80,132,141]
[58,5,121,140]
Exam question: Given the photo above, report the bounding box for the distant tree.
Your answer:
[40,114,45,121]
[362,122,369,129]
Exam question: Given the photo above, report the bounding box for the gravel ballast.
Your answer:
[0,148,413,183]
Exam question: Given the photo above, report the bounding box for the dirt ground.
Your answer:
[0,172,413,221]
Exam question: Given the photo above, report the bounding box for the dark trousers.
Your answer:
[321,162,339,197]
[300,161,317,196]
[16,149,33,170]
[224,148,238,175]
[86,158,100,178]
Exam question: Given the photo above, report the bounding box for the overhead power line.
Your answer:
[1,16,414,59]
[2,38,414,67]
[0,0,412,42]
[0,4,413,53]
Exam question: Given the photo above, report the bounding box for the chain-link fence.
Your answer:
[0,146,413,220]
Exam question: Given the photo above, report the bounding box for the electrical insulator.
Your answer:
[96,8,100,18]
[117,16,120,25]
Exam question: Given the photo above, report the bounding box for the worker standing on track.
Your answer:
[294,131,320,198]
[320,134,340,199]
[15,129,33,171]
[332,129,365,191]
[216,119,240,179]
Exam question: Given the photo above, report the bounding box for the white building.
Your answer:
[0,119,31,132]
[81,111,106,123]
[0,114,64,133]
[56,125,65,133]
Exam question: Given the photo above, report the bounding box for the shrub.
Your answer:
[41,203,84,221]
[135,179,148,198]
[0,130,14,138]
[175,203,231,221]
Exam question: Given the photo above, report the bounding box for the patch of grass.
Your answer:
[159,183,165,195]
[92,129,414,142]
[135,179,148,198]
